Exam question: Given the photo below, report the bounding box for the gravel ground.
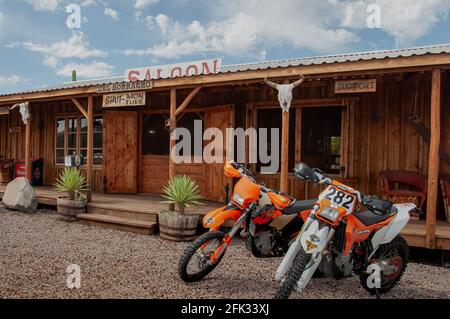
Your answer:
[1,207,449,299]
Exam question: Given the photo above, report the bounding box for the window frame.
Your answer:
[54,115,104,167]
[250,98,353,179]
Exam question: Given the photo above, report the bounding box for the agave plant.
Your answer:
[53,167,89,201]
[162,175,203,214]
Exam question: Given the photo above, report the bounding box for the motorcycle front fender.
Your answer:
[203,206,242,230]
[299,219,331,254]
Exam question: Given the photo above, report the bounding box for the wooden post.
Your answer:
[25,117,31,181]
[169,88,177,181]
[280,111,289,193]
[426,69,441,249]
[86,96,94,202]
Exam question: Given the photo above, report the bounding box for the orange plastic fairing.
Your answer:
[268,192,292,210]
[224,162,242,178]
[232,176,261,208]
[203,206,242,230]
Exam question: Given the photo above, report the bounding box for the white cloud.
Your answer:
[104,7,119,21]
[81,0,96,6]
[43,56,61,68]
[124,1,358,59]
[135,0,159,10]
[0,75,29,88]
[22,31,107,59]
[20,0,60,11]
[125,0,450,60]
[336,0,450,46]
[55,61,115,79]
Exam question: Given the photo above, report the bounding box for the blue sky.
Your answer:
[1,0,450,94]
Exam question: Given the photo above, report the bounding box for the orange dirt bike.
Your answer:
[274,163,417,299]
[178,161,316,283]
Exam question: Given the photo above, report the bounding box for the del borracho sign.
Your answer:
[103,91,146,108]
[335,79,377,94]
[125,59,222,82]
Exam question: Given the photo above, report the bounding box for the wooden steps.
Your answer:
[78,213,158,235]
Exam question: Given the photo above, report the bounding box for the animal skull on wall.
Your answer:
[10,102,31,124]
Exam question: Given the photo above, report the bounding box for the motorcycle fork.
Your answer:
[210,205,254,263]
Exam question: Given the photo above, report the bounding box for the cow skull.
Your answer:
[10,102,31,124]
[264,75,306,112]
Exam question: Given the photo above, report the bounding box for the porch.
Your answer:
[1,185,449,250]
[0,185,222,235]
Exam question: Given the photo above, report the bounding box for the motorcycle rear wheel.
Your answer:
[178,230,226,283]
[360,236,409,295]
[274,247,311,299]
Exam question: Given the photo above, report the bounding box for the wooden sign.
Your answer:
[0,106,9,115]
[96,80,153,94]
[103,91,146,108]
[125,59,221,82]
[335,79,377,94]
[9,127,21,134]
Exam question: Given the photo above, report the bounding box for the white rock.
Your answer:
[2,177,38,212]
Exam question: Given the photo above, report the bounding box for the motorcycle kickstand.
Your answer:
[374,288,381,300]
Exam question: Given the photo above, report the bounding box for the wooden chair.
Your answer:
[379,170,428,210]
[0,159,15,185]
[441,175,450,222]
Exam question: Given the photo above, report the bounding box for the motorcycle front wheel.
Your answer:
[274,247,311,299]
[178,230,226,283]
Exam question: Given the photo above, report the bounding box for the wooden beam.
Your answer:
[426,69,442,249]
[71,98,88,119]
[173,86,203,118]
[295,108,302,164]
[24,117,31,181]
[86,96,94,202]
[280,111,290,193]
[3,55,450,104]
[169,88,177,181]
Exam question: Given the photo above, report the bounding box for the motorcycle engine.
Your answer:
[246,230,284,257]
[319,252,353,278]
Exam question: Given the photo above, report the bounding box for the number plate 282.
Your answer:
[319,186,356,214]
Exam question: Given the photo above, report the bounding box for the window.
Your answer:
[142,115,170,155]
[55,116,103,165]
[301,107,342,175]
[141,113,204,157]
[256,108,296,172]
[176,112,204,157]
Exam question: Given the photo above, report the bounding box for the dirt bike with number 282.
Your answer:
[274,163,418,299]
[178,161,316,283]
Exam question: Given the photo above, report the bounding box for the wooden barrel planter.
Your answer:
[158,211,199,242]
[57,197,87,222]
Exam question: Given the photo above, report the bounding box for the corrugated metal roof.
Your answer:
[2,43,450,97]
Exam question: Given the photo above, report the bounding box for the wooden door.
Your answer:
[204,105,234,202]
[104,111,138,193]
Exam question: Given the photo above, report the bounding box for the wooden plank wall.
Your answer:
[0,99,104,191]
[248,74,445,203]
[0,71,449,205]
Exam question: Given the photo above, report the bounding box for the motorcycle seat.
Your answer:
[353,208,397,226]
[282,199,316,215]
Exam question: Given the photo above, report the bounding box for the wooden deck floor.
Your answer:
[1,186,449,249]
[0,186,222,217]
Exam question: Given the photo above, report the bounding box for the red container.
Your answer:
[15,158,44,186]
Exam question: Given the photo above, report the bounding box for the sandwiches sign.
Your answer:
[335,79,377,94]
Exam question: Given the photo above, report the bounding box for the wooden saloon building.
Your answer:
[1,44,450,251]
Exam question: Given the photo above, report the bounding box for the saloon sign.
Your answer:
[103,91,146,108]
[125,59,222,82]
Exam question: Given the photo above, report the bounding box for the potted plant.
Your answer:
[159,175,203,242]
[53,167,89,222]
